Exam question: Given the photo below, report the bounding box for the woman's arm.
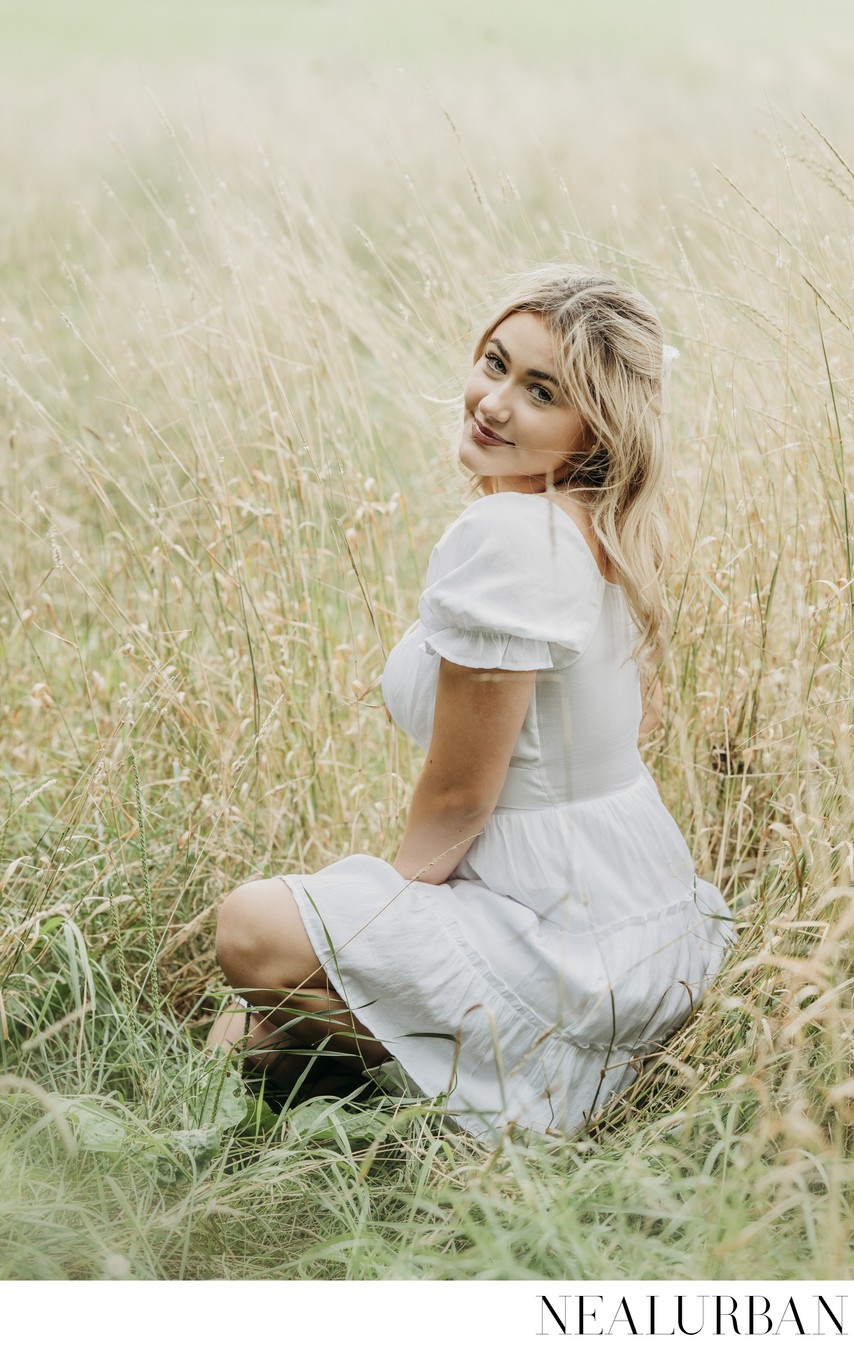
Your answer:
[392,659,537,885]
[638,668,664,739]
[391,778,495,886]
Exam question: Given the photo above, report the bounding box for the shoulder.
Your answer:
[438,491,562,545]
[419,493,606,666]
[433,492,599,573]
[454,491,541,529]
[435,492,515,533]
[427,494,537,577]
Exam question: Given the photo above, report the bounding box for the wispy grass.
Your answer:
[0,63,852,1279]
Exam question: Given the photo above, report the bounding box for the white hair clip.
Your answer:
[660,344,680,414]
[662,344,680,378]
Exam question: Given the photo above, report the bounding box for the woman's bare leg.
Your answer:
[208,877,391,1085]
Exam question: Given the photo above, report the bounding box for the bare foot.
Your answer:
[206,1001,370,1098]
[207,999,299,1060]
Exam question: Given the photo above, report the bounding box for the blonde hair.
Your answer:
[464,262,673,675]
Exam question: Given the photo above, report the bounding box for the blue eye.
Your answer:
[483,351,554,405]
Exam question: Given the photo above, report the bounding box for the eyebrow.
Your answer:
[491,337,560,387]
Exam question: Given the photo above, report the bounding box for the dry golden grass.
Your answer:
[0,57,852,1278]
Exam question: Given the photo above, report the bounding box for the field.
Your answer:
[1,0,853,1282]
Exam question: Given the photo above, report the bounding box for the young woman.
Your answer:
[206,263,737,1138]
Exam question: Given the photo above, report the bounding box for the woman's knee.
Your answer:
[214,877,324,992]
[215,880,274,986]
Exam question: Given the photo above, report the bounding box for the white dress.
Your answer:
[278,491,736,1138]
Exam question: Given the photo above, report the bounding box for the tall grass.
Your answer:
[0,62,852,1278]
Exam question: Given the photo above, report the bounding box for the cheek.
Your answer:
[555,412,584,454]
[464,368,488,410]
[568,414,587,452]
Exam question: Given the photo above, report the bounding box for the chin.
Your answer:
[458,442,483,474]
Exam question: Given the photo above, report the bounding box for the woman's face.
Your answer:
[458,310,587,493]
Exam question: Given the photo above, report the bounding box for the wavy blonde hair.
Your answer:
[463,262,673,675]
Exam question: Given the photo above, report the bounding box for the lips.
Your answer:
[471,416,513,447]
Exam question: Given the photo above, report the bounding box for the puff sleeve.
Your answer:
[417,494,605,671]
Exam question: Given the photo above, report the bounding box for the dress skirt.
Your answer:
[276,765,735,1139]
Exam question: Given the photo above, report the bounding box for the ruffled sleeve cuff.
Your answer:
[417,625,555,671]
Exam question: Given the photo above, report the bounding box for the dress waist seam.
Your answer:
[492,770,647,813]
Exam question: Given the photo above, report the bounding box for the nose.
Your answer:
[478,386,511,423]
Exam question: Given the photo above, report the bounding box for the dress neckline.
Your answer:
[500,491,622,589]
